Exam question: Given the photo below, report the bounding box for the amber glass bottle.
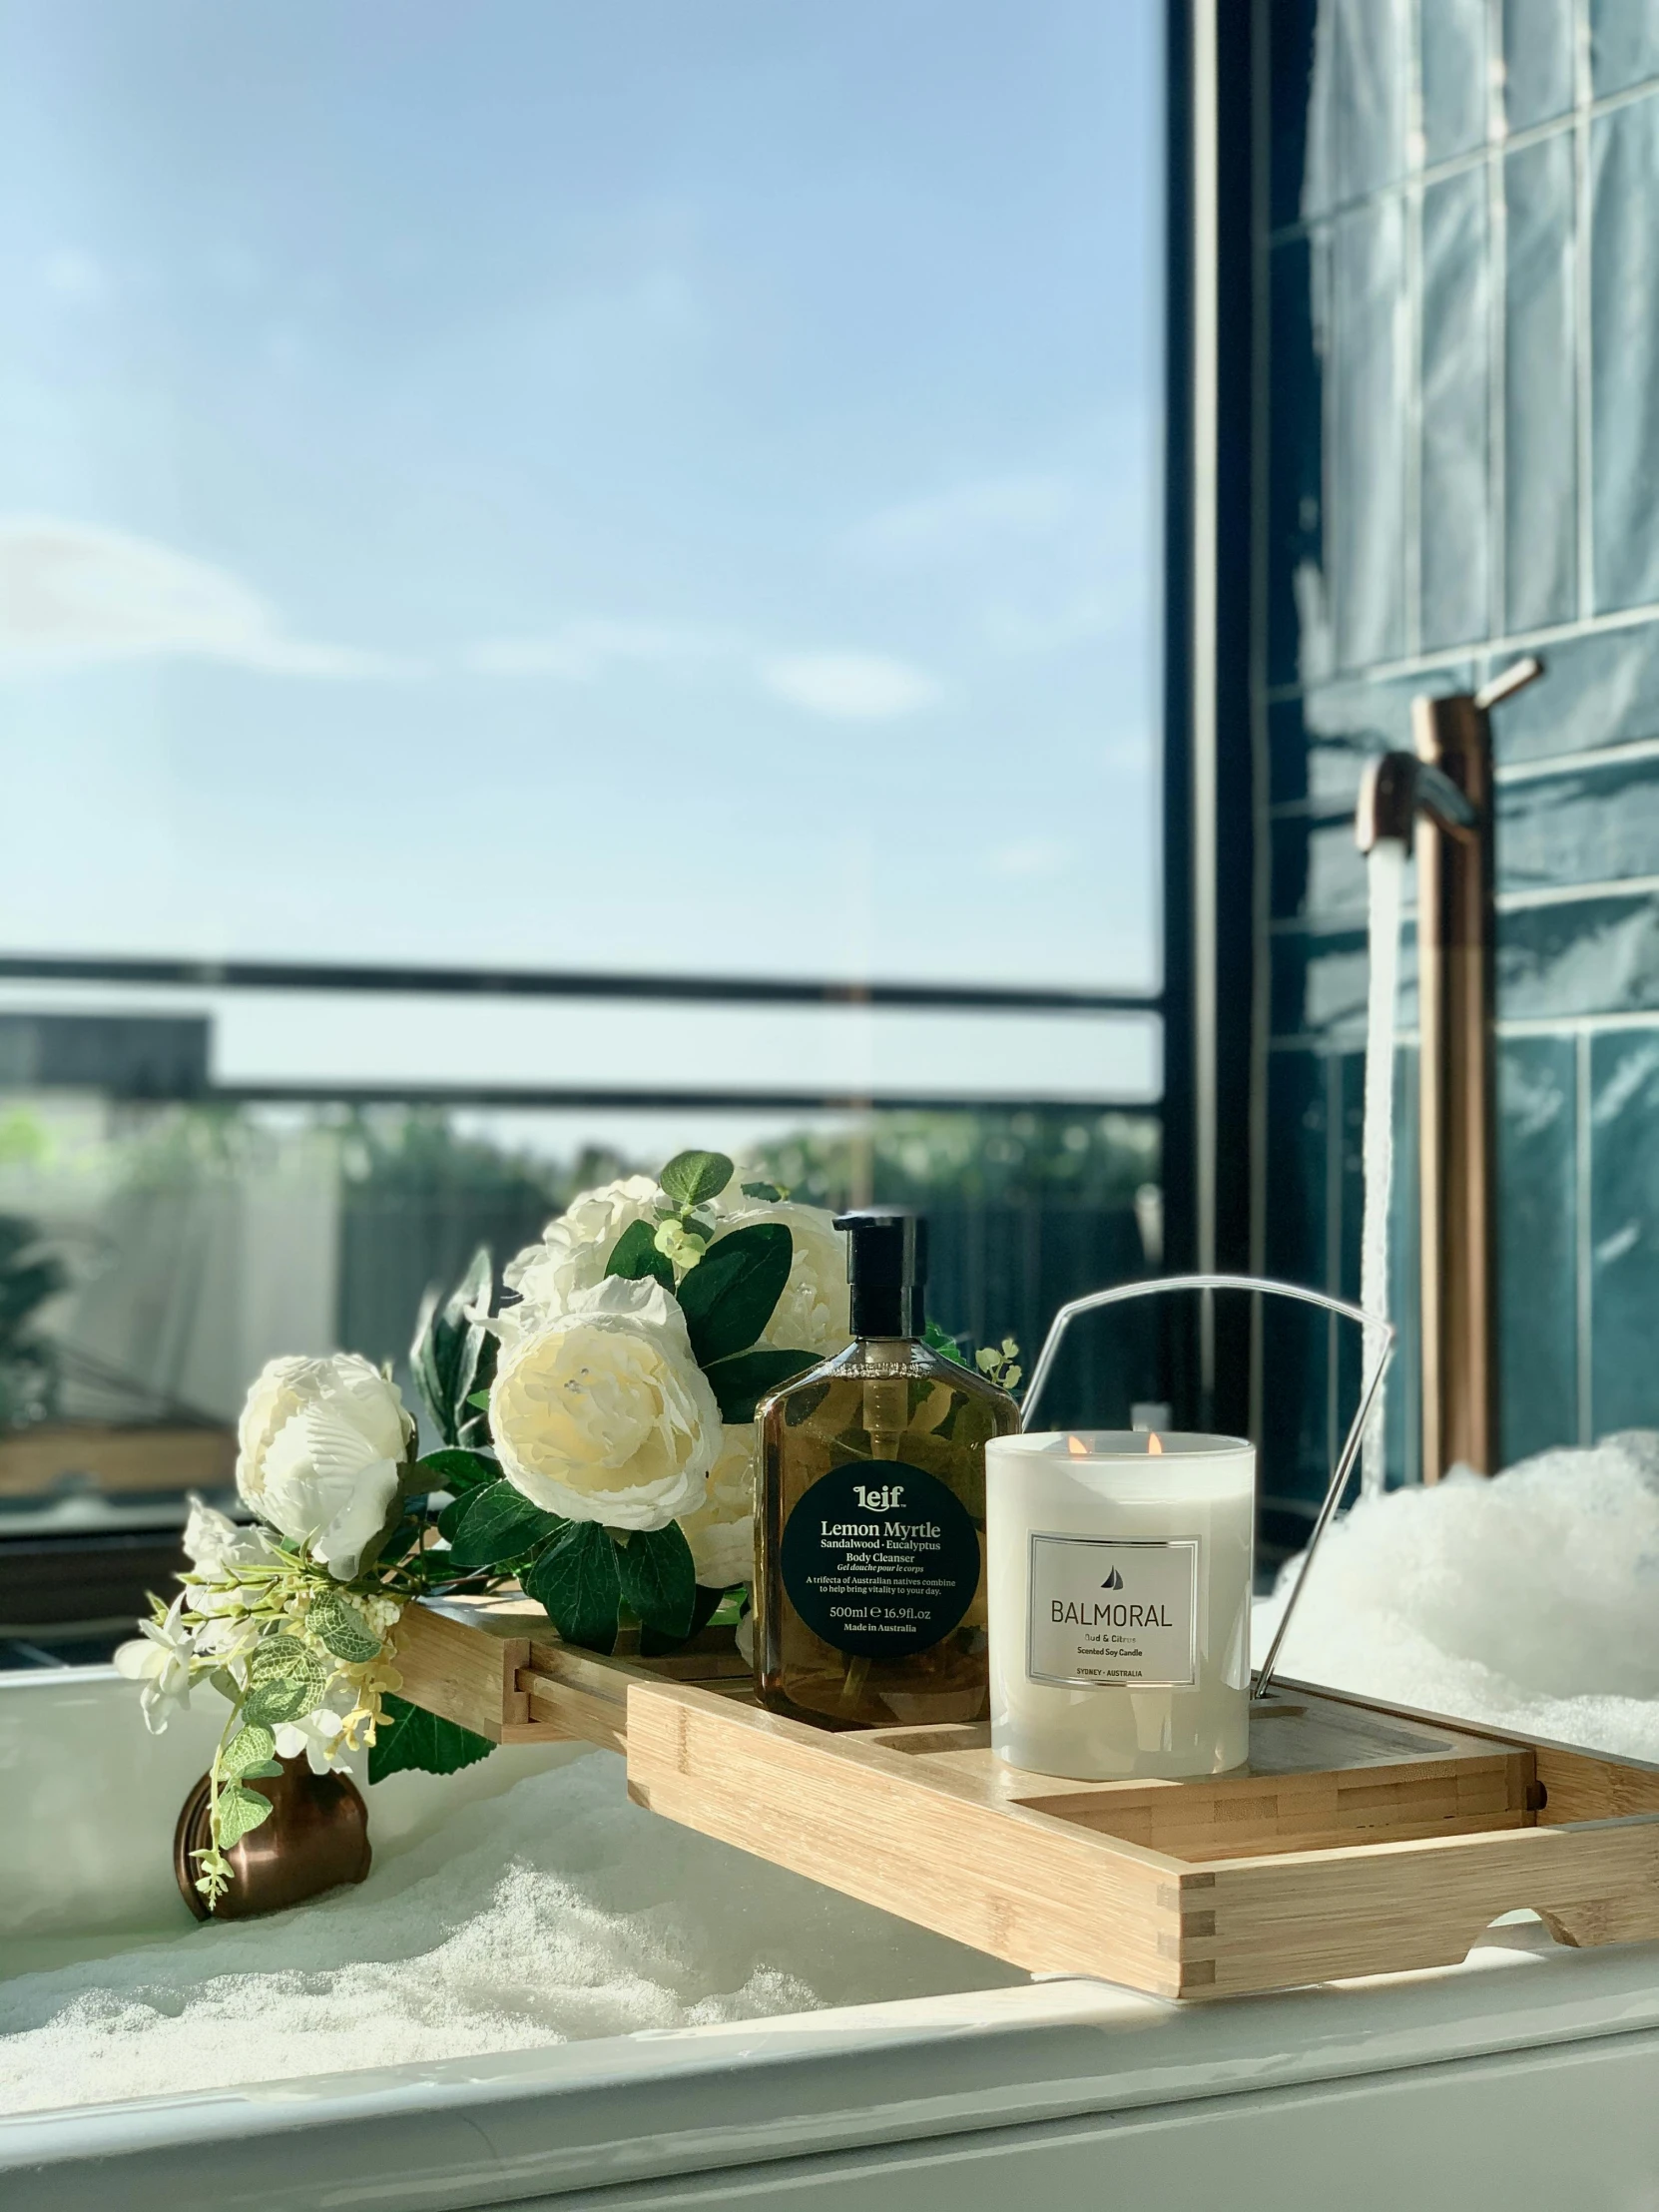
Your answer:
[754,1211,1020,1728]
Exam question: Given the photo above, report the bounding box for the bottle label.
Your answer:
[781,1460,981,1658]
[1026,1533,1199,1689]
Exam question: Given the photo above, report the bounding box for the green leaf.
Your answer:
[308,1593,383,1665]
[676,1222,792,1367]
[639,1574,728,1654]
[704,1348,819,1423]
[522,1521,622,1652]
[220,1721,276,1780]
[417,1447,499,1496]
[217,1782,276,1847]
[604,1217,675,1291]
[615,1521,696,1640]
[410,1246,498,1447]
[239,1759,284,1780]
[368,1692,494,1784]
[740,1180,785,1202]
[242,1635,331,1726]
[467,1387,492,1410]
[923,1318,971,1369]
[659,1149,734,1208]
[442,1479,565,1570]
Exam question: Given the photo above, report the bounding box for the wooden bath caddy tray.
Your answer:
[393,1594,1659,2001]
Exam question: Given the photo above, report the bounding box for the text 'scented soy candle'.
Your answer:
[985,1429,1255,1781]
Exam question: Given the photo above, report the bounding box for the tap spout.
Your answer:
[1355,753,1478,852]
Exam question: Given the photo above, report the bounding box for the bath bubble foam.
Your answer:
[0,1751,1019,2115]
[1254,1429,1659,1759]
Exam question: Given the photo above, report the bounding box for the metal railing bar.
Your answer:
[0,953,1163,1018]
[212,1080,1162,1116]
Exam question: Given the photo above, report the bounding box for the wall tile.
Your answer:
[1489,616,1659,766]
[1421,170,1491,648]
[1503,0,1575,129]
[1497,1035,1579,1459]
[1422,0,1489,164]
[1498,754,1659,892]
[1592,94,1659,612]
[1591,0,1659,98]
[1505,134,1577,632]
[1268,234,1331,690]
[1589,1026,1659,1431]
[1271,809,1368,925]
[1271,921,1419,1045]
[1302,0,1410,218]
[1333,196,1406,670]
[1262,1049,1333,1540]
[1497,892,1659,1017]
[1269,665,1476,809]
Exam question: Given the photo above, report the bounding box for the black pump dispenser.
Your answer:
[834,1209,927,1340]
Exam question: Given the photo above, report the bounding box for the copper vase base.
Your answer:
[174,1755,372,1921]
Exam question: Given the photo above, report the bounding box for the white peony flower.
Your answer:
[489,1275,721,1531]
[237,1354,415,1579]
[275,1706,350,1774]
[503,1175,663,1315]
[678,1422,759,1588]
[113,1594,196,1733]
[712,1196,850,1357]
[183,1495,274,1578]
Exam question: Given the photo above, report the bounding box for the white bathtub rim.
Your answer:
[8,1935,1659,2209]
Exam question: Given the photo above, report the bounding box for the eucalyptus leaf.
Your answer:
[369,1692,494,1784]
[614,1521,696,1640]
[704,1348,819,1422]
[308,1593,382,1665]
[676,1222,792,1367]
[217,1783,276,1847]
[522,1521,622,1652]
[604,1217,674,1292]
[243,1635,330,1725]
[443,1480,565,1570]
[220,1721,276,1780]
[659,1149,734,1208]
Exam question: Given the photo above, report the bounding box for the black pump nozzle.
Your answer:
[833,1210,927,1340]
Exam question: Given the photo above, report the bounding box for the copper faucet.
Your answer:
[1355,655,1543,1482]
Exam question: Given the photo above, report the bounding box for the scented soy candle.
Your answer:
[985,1430,1255,1781]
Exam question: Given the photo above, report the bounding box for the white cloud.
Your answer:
[990,837,1075,879]
[0,516,413,678]
[758,652,941,722]
[847,472,1078,566]
[465,618,741,681]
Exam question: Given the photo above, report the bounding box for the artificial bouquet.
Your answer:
[125,1149,1016,1910]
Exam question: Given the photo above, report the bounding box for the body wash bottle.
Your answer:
[754,1211,1020,1728]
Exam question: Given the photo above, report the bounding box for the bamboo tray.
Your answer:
[392,1594,1659,2001]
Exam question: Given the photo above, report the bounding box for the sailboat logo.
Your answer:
[1100,1566,1124,1590]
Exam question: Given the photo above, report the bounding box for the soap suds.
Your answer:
[1255,1429,1659,1759]
[0,1754,1014,2115]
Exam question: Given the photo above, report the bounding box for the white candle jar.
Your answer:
[986,1430,1255,1781]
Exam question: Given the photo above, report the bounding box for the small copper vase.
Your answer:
[174,1755,372,1921]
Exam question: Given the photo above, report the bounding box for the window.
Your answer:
[0,1,1162,1650]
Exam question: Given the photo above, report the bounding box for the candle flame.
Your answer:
[1066,1434,1089,1457]
[1147,1431,1164,1455]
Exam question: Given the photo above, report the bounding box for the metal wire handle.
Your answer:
[1019,1272,1396,1705]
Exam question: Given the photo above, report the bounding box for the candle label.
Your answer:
[781,1461,981,1658]
[1026,1533,1199,1689]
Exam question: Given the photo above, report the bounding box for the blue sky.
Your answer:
[0,0,1160,1097]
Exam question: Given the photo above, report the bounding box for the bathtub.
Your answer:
[5,1666,1659,2210]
